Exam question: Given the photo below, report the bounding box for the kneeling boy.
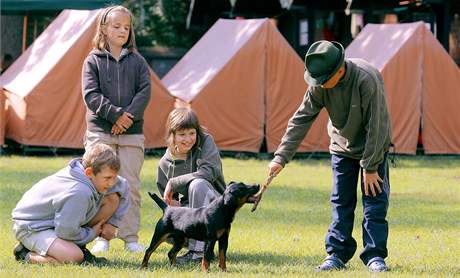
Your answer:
[11,143,130,264]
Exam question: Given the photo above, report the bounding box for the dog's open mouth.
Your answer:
[246,185,261,203]
[247,195,259,203]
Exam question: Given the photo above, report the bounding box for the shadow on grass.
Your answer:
[140,184,460,232]
[389,263,460,276]
[115,251,324,274]
[238,186,460,228]
[227,250,323,266]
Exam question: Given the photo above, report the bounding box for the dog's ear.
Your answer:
[228,181,236,185]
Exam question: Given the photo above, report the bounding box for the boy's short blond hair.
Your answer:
[82,143,120,174]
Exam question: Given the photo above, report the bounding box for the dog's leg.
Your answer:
[140,222,168,269]
[218,231,229,271]
[167,236,185,266]
[201,240,213,272]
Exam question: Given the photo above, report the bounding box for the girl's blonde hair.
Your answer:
[165,108,205,155]
[92,5,136,51]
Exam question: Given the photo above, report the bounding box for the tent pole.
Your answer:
[22,14,28,52]
[33,18,38,40]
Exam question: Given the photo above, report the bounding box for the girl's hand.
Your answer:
[116,112,134,130]
[112,124,124,135]
[169,200,181,207]
[163,182,174,205]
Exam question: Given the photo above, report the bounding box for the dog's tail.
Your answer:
[148,192,168,211]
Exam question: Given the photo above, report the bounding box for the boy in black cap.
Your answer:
[268,40,391,272]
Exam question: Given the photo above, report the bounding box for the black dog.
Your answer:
[140,182,260,272]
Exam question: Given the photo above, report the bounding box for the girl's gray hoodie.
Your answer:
[82,48,151,134]
[12,159,130,246]
[156,133,226,200]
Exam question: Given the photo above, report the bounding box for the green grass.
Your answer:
[1,155,459,277]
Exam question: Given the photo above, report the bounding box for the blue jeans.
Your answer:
[326,153,390,265]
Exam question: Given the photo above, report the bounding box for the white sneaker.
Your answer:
[125,242,145,253]
[90,237,110,253]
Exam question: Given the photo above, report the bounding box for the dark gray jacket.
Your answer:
[12,159,130,246]
[273,59,392,172]
[82,48,151,134]
[156,133,226,200]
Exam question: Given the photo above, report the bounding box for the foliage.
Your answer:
[1,155,460,277]
[123,0,204,48]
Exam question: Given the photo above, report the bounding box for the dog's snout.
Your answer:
[245,185,261,203]
[251,184,260,194]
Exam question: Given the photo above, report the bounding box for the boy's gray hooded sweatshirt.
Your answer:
[82,48,151,134]
[156,133,226,200]
[273,59,392,172]
[12,159,130,246]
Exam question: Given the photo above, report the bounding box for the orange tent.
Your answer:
[346,22,460,154]
[421,25,460,154]
[0,9,174,149]
[144,71,175,148]
[163,18,329,153]
[264,20,329,153]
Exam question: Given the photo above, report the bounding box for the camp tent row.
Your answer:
[163,18,330,153]
[0,9,174,149]
[163,19,460,154]
[0,14,329,153]
[1,10,459,154]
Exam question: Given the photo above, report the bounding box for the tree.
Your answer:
[124,0,203,48]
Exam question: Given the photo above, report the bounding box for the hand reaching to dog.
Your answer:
[268,161,283,178]
[363,170,383,197]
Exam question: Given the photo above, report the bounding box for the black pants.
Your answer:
[325,153,390,265]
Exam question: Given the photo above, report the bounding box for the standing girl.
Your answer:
[82,5,151,253]
[157,107,226,264]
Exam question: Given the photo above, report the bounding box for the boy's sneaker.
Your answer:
[176,250,203,265]
[13,242,30,262]
[125,242,145,253]
[316,254,346,271]
[90,237,109,253]
[80,245,108,265]
[367,257,389,272]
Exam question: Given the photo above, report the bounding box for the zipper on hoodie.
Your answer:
[117,62,121,104]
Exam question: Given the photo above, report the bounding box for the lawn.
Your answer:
[0,155,459,277]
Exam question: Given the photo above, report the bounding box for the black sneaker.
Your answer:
[316,254,346,271]
[367,257,389,272]
[13,242,30,262]
[79,245,108,265]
